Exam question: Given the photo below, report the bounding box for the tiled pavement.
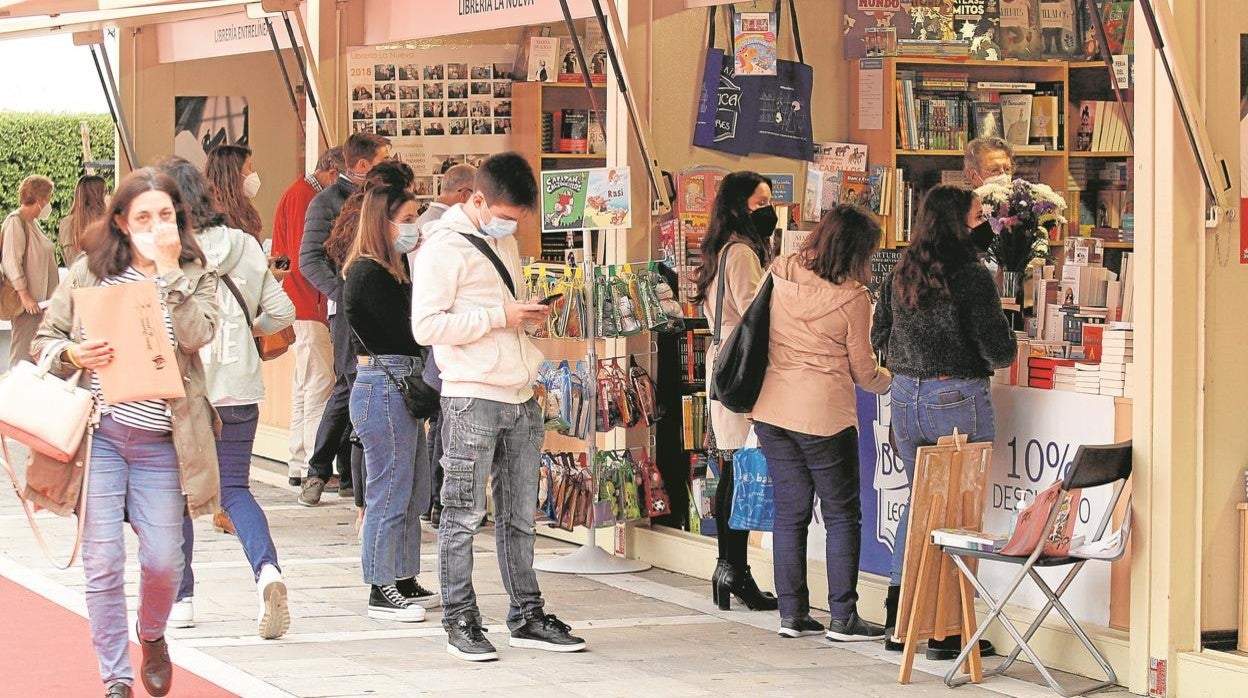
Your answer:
[0,447,1130,697]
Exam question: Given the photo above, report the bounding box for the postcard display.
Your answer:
[346,45,516,203]
[530,165,653,575]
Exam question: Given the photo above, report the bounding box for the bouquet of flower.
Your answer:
[973,178,1067,272]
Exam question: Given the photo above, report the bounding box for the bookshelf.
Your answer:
[511,81,608,261]
[848,57,1134,251]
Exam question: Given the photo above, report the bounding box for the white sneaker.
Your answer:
[257,565,291,640]
[169,598,195,629]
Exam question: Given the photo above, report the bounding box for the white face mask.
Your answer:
[129,231,160,261]
[983,173,1011,187]
[37,202,51,220]
[243,172,262,199]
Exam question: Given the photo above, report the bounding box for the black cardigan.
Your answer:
[343,257,421,357]
[871,263,1017,379]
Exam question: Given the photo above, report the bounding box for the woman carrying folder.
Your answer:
[29,168,221,698]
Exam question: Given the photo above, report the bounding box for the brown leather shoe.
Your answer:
[137,628,173,697]
[104,681,132,698]
[212,511,235,535]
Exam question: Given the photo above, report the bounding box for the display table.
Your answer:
[853,384,1128,627]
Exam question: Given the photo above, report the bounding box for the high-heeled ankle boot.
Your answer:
[884,584,903,652]
[710,559,732,610]
[729,565,779,611]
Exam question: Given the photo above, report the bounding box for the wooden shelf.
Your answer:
[539,153,607,159]
[535,81,607,89]
[1048,239,1134,249]
[1070,151,1134,158]
[894,57,1068,69]
[896,149,1064,157]
[1068,62,1112,70]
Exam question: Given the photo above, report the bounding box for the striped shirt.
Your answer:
[89,267,176,433]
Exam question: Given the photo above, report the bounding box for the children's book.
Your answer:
[843,1,912,58]
[1000,0,1042,59]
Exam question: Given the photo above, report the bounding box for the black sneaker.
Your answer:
[430,504,442,528]
[395,577,441,608]
[287,475,302,487]
[509,612,586,652]
[884,627,904,652]
[446,617,497,662]
[926,635,996,661]
[778,614,826,638]
[826,612,886,642]
[367,584,426,622]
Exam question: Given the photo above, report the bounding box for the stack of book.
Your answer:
[1054,364,1078,392]
[1100,328,1134,397]
[1029,356,1076,390]
[681,393,707,450]
[1075,362,1101,395]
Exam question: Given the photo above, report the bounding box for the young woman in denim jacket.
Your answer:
[342,181,438,622]
[871,185,1016,660]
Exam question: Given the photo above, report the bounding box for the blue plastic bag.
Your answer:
[728,447,774,531]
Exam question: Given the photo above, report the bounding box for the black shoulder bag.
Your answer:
[350,327,440,419]
[459,232,517,297]
[709,244,774,414]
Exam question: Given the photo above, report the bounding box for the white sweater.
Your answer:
[409,204,543,404]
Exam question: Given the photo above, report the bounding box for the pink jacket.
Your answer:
[751,254,891,437]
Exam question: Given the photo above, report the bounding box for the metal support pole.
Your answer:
[264,16,307,141]
[282,10,332,148]
[88,43,136,171]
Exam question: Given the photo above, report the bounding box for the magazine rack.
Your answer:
[895,430,992,685]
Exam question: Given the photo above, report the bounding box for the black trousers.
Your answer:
[714,453,749,569]
[308,310,362,488]
[426,409,444,510]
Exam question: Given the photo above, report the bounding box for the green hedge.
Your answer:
[0,112,116,264]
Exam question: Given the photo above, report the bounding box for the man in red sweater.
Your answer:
[271,147,345,487]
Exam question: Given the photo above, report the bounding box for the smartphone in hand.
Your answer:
[537,293,565,306]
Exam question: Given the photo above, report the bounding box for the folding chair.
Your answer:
[938,441,1132,697]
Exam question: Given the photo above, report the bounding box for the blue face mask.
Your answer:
[393,222,421,254]
[480,209,518,239]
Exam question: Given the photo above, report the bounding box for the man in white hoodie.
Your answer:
[410,153,586,662]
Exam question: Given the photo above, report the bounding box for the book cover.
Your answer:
[1082,323,1105,362]
[734,11,778,76]
[903,0,958,42]
[559,109,589,154]
[1100,1,1132,54]
[839,171,872,208]
[972,101,1004,139]
[999,93,1034,148]
[999,0,1042,59]
[812,141,870,173]
[584,167,631,230]
[958,0,1003,60]
[1074,100,1097,151]
[763,173,795,203]
[1029,94,1059,149]
[541,169,590,232]
[843,1,911,59]
[866,166,890,214]
[1039,0,1078,57]
[528,36,560,82]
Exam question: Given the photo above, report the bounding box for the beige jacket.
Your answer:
[703,240,764,450]
[1,211,59,301]
[24,258,223,518]
[751,255,892,437]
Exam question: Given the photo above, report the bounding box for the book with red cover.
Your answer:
[1081,324,1105,362]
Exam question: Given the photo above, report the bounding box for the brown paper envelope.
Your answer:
[73,279,187,404]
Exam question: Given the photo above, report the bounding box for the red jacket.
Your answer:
[272,176,328,323]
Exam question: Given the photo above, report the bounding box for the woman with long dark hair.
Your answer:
[60,174,109,266]
[871,185,1016,659]
[157,156,295,638]
[752,205,891,641]
[344,182,438,621]
[29,168,220,698]
[692,170,778,612]
[205,144,263,240]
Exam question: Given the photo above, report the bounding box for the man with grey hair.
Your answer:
[411,162,476,527]
[271,146,346,487]
[963,136,1015,253]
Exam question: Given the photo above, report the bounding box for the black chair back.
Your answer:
[1062,441,1132,491]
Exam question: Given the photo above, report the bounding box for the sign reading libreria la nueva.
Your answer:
[458,0,539,13]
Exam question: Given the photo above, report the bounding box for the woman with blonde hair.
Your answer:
[29,168,220,698]
[59,175,109,266]
[205,144,263,240]
[343,180,438,620]
[2,174,59,367]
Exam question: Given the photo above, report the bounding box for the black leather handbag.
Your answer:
[350,328,440,419]
[709,244,774,414]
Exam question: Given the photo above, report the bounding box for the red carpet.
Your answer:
[0,575,237,697]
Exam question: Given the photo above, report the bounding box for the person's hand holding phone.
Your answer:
[504,301,551,329]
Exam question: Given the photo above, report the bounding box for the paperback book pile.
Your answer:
[931,528,1010,553]
[1074,361,1101,394]
[1053,363,1078,391]
[1028,355,1075,390]
[1099,327,1133,397]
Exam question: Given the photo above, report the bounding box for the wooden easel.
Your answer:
[895,431,993,686]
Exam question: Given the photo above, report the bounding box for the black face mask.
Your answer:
[749,206,779,237]
[970,221,995,253]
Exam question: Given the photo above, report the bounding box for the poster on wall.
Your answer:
[347,45,514,203]
[540,167,631,232]
[173,96,249,169]
[1240,35,1247,263]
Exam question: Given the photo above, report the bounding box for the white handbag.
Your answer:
[0,352,95,569]
[0,353,94,462]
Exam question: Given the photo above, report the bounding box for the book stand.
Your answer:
[895,430,992,685]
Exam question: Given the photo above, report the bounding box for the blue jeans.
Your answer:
[438,396,545,630]
[351,356,431,586]
[888,375,996,585]
[83,415,185,686]
[754,422,863,621]
[178,404,279,600]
